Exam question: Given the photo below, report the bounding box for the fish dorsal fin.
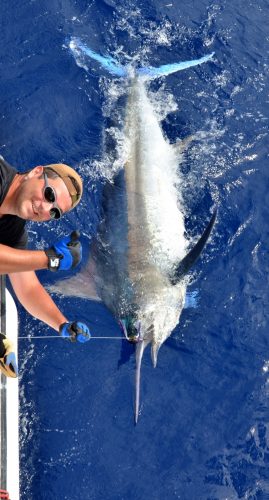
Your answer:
[171,208,217,285]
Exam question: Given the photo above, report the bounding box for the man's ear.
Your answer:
[26,166,44,179]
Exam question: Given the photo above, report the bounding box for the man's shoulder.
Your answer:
[0,214,28,249]
[0,156,17,204]
[0,155,17,175]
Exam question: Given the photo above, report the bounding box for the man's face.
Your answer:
[16,166,72,221]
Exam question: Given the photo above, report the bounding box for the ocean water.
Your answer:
[1,1,269,499]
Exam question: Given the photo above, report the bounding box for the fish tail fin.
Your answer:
[137,52,214,79]
[69,37,214,80]
[69,37,127,77]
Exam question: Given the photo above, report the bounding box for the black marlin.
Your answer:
[53,39,217,423]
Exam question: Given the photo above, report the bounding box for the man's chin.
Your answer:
[19,207,37,221]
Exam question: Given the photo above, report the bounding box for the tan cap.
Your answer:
[44,163,83,210]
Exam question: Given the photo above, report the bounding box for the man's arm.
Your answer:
[9,271,67,331]
[0,231,81,274]
[0,244,48,274]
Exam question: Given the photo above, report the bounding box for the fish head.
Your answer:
[138,286,187,365]
[119,311,158,345]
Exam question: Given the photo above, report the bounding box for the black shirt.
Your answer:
[0,156,28,249]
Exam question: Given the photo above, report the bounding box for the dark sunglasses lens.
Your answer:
[44,186,56,203]
[50,207,61,220]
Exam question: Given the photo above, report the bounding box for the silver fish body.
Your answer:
[54,42,217,422]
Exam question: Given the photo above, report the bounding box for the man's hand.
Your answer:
[45,231,82,271]
[59,321,91,343]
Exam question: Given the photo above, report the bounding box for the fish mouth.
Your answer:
[127,334,141,344]
[119,318,142,343]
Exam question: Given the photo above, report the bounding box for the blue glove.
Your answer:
[45,231,82,271]
[59,321,91,343]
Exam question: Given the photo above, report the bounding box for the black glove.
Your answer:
[45,231,82,271]
[59,322,91,343]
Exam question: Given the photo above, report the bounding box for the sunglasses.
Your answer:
[43,172,63,220]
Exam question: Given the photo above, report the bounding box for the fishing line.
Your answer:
[18,335,127,340]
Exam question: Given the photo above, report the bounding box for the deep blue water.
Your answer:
[1,1,269,499]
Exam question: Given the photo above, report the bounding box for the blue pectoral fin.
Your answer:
[137,53,214,79]
[184,290,199,309]
[171,208,217,285]
[69,37,127,77]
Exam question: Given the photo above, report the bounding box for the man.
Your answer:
[0,155,90,378]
